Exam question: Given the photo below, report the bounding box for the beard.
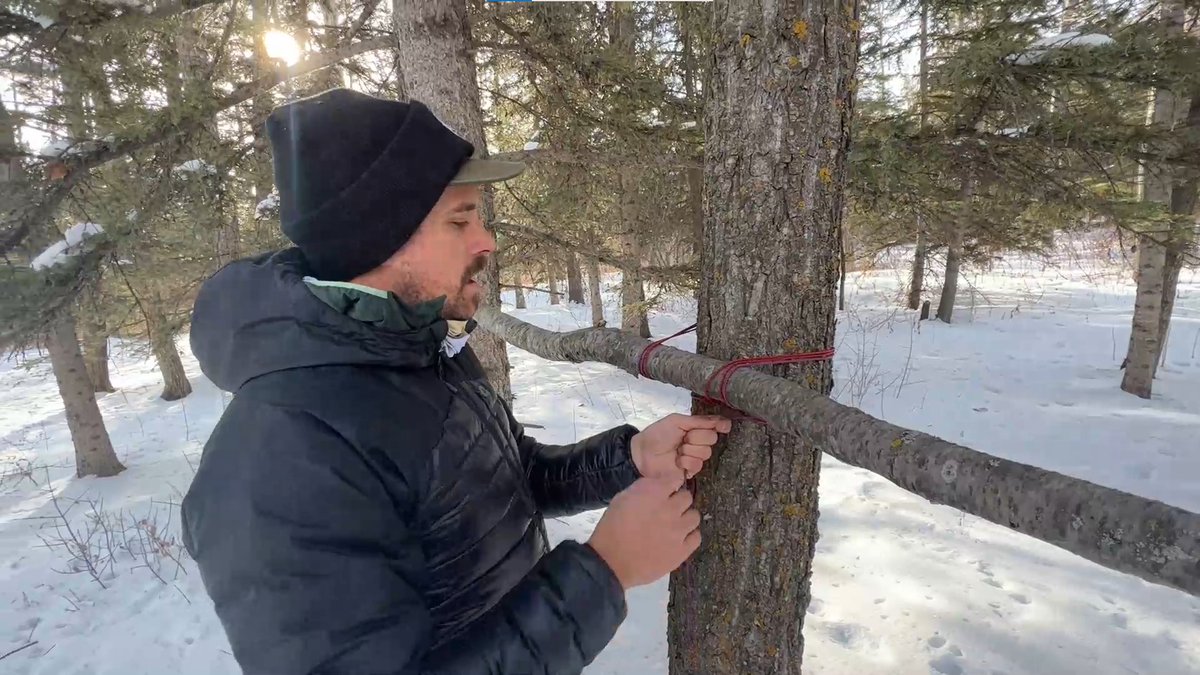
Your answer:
[442,256,489,319]
[391,256,489,321]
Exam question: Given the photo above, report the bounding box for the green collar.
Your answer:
[302,277,446,333]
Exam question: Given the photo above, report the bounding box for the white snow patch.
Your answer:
[29,223,104,270]
[29,240,71,270]
[523,140,541,151]
[65,222,103,248]
[34,14,55,27]
[173,159,217,176]
[997,126,1029,137]
[255,192,280,220]
[680,121,697,130]
[95,0,150,8]
[37,138,73,158]
[1008,31,1116,65]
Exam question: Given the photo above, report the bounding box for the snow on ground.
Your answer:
[1,240,1198,674]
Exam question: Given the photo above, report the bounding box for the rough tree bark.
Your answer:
[663,0,858,670]
[476,306,1200,599]
[393,0,512,401]
[617,170,651,337]
[909,229,928,310]
[937,176,973,324]
[1122,4,1187,398]
[565,251,585,304]
[145,298,192,401]
[547,261,561,306]
[46,314,126,478]
[1150,95,1200,378]
[613,5,651,339]
[908,0,930,311]
[513,282,526,310]
[79,284,115,393]
[61,71,114,394]
[587,254,605,327]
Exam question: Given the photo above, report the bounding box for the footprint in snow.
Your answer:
[928,635,947,649]
[807,598,825,616]
[983,577,1004,589]
[930,652,965,675]
[1110,612,1128,629]
[1009,592,1032,605]
[824,622,877,651]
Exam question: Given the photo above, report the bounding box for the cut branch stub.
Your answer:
[476,307,1200,598]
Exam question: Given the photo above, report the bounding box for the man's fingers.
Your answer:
[668,486,694,513]
[684,429,719,446]
[680,507,701,534]
[640,475,686,497]
[672,414,733,434]
[679,443,711,460]
[678,456,704,477]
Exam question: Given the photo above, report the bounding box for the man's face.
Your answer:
[366,184,494,320]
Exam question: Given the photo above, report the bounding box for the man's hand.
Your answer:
[631,413,732,481]
[587,476,701,589]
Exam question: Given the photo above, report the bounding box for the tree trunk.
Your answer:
[250,0,278,241]
[145,303,192,401]
[937,230,963,323]
[514,282,526,309]
[587,256,605,327]
[618,172,651,338]
[1150,95,1200,378]
[937,177,973,324]
[908,228,927,310]
[565,251,585,304]
[666,0,858,671]
[612,6,651,339]
[908,0,929,312]
[547,262,561,306]
[46,313,126,478]
[1123,238,1166,397]
[687,167,704,258]
[1122,7,1187,398]
[394,0,512,402]
[477,306,1200,599]
[81,324,115,393]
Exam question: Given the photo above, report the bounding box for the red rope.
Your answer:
[638,324,835,626]
[637,324,835,424]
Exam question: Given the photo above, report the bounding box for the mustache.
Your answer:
[462,257,488,285]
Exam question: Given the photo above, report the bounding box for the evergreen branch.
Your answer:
[491,147,700,170]
[2,0,228,40]
[494,220,695,282]
[0,35,391,258]
[346,0,383,42]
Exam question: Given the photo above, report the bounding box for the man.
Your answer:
[181,88,730,674]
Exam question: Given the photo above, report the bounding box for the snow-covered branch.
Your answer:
[475,307,1200,598]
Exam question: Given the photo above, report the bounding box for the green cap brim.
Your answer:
[449,158,527,185]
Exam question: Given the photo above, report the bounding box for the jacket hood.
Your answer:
[190,247,449,392]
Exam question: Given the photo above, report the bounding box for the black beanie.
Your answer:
[265,88,475,281]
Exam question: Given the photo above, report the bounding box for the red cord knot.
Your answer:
[635,324,835,424]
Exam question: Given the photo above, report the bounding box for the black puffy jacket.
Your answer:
[181,248,641,674]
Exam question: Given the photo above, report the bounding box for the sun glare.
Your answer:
[263,30,302,66]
